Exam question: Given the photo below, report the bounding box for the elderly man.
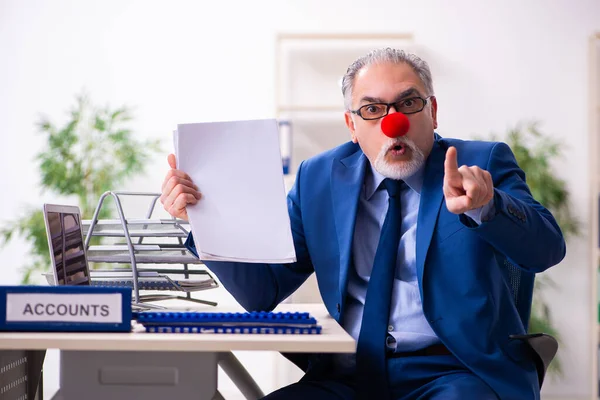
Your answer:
[161,48,565,400]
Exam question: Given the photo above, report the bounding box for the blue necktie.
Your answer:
[356,178,403,399]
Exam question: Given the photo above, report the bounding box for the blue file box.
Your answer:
[0,285,132,332]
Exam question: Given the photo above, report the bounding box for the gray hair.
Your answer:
[341,48,434,110]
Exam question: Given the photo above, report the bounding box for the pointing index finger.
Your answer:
[444,146,460,176]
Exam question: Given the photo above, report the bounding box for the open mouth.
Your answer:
[389,142,407,156]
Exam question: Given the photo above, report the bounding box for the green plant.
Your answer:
[0,92,162,283]
[501,122,579,377]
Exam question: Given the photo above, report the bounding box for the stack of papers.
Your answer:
[174,119,297,264]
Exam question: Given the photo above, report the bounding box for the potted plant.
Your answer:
[0,92,162,283]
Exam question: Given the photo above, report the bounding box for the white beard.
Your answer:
[373,137,426,180]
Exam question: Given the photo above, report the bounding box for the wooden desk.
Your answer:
[0,303,355,400]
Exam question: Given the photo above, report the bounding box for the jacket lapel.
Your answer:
[416,138,446,293]
[331,148,367,303]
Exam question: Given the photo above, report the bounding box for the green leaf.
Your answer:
[6,91,163,285]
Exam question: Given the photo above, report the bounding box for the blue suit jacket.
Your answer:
[188,135,566,400]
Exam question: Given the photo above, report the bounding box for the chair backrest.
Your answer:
[501,256,558,387]
[500,256,535,331]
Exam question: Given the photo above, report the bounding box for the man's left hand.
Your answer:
[443,146,494,214]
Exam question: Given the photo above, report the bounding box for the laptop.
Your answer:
[43,204,91,286]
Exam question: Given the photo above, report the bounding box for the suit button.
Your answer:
[388,325,394,332]
[336,303,341,313]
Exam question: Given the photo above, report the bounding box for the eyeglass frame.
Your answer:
[349,95,434,121]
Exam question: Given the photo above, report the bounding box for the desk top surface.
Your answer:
[0,303,355,353]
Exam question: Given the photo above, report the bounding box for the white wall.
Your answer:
[0,0,598,398]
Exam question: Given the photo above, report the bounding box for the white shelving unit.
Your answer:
[589,32,600,400]
[274,33,417,302]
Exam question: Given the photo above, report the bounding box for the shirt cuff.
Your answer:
[463,197,496,225]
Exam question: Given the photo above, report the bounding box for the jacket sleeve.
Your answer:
[184,161,314,311]
[459,142,566,272]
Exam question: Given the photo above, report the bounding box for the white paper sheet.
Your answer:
[175,119,296,263]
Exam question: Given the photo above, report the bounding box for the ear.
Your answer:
[430,96,438,130]
[344,112,358,143]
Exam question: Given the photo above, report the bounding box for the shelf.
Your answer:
[276,33,417,110]
[89,244,174,251]
[87,251,201,264]
[84,230,188,238]
[82,220,189,238]
[83,218,189,225]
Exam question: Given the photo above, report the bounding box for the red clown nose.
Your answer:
[381,113,410,138]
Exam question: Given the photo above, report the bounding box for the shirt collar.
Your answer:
[364,161,425,200]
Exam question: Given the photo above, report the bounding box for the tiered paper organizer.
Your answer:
[83,191,218,309]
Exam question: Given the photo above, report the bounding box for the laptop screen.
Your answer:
[43,204,91,286]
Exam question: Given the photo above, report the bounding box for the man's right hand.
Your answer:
[160,154,202,221]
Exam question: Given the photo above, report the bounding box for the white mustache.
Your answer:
[374,135,425,180]
[383,137,415,152]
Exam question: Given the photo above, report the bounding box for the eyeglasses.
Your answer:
[350,96,433,121]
